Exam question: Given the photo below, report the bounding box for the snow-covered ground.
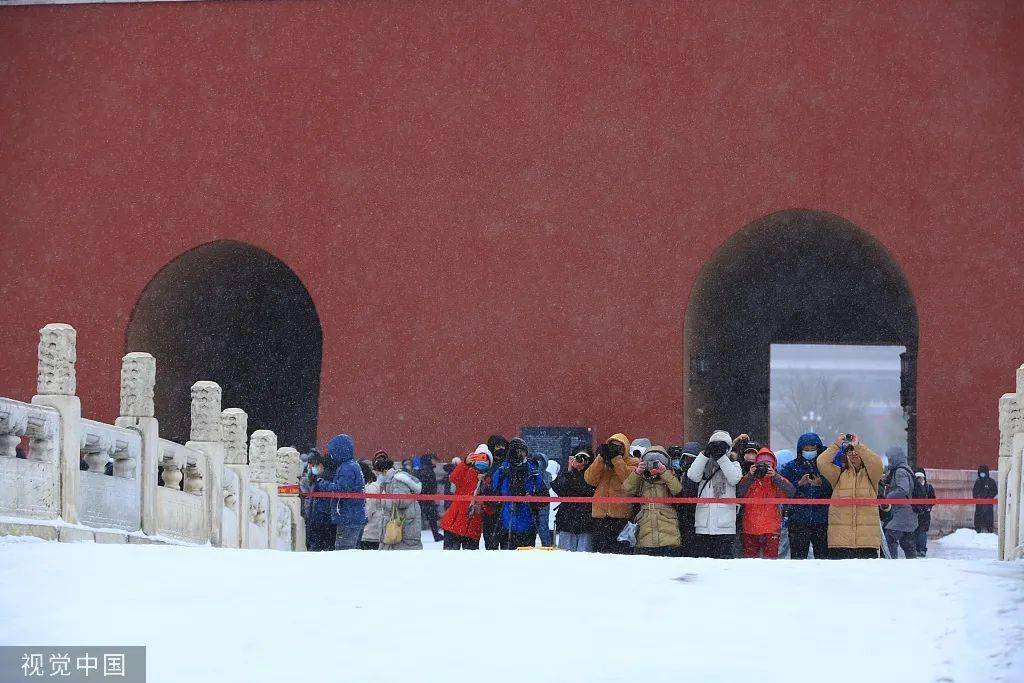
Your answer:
[1,531,1021,683]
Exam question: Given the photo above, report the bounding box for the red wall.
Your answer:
[1,1,1021,468]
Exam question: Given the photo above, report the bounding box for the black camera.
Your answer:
[843,433,855,443]
[754,462,769,478]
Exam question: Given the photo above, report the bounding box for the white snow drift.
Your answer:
[0,532,1021,683]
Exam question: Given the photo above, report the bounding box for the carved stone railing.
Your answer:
[77,419,142,532]
[0,322,307,550]
[0,398,61,520]
[154,439,209,544]
[997,364,1024,561]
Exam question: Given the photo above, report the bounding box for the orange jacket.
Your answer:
[584,433,639,519]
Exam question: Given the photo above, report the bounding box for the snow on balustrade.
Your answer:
[155,439,209,545]
[77,419,142,532]
[0,398,60,521]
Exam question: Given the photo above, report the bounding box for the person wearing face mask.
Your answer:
[440,445,492,550]
[551,446,597,552]
[780,432,832,559]
[623,445,683,556]
[486,437,547,549]
[911,468,936,557]
[585,433,639,554]
[880,446,919,559]
[687,430,743,558]
[736,448,796,559]
[817,433,884,559]
[377,451,425,550]
[311,434,369,551]
[973,464,998,533]
[302,453,337,551]
[669,442,702,557]
[481,435,509,550]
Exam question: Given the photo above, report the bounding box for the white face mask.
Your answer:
[802,449,817,459]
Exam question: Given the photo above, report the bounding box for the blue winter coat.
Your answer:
[313,434,368,527]
[488,460,546,533]
[780,433,832,525]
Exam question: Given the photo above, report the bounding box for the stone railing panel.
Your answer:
[246,484,270,549]
[77,419,142,532]
[0,398,61,520]
[155,439,209,544]
[221,467,240,548]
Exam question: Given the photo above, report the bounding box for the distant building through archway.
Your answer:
[683,210,918,462]
[125,240,323,451]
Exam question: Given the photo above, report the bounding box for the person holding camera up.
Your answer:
[780,432,832,559]
[736,447,795,559]
[687,430,743,559]
[585,433,639,554]
[623,445,684,556]
[816,433,884,559]
[440,445,491,550]
[551,446,597,552]
[487,437,547,549]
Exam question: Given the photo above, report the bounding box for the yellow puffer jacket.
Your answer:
[584,433,639,519]
[623,470,683,548]
[817,443,884,550]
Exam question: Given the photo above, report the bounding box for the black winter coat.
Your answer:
[551,469,595,534]
[973,475,998,530]
[912,481,936,532]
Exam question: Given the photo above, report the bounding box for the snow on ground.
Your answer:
[1,533,1021,683]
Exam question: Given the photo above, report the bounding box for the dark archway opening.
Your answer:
[684,210,918,462]
[126,240,323,451]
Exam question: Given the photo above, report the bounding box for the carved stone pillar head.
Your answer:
[221,408,248,464]
[189,382,222,442]
[119,352,155,418]
[276,447,301,485]
[1017,364,1024,396]
[36,323,77,396]
[248,430,277,484]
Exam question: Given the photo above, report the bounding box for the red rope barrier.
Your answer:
[278,486,995,506]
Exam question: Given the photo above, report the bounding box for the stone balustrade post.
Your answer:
[184,382,224,546]
[115,352,160,535]
[276,446,304,551]
[220,408,249,549]
[249,430,284,549]
[31,323,81,524]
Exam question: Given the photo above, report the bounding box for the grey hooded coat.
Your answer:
[883,446,919,533]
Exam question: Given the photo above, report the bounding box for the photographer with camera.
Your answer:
[686,430,743,559]
[780,432,832,559]
[551,446,597,552]
[440,445,491,550]
[584,433,639,554]
[486,437,547,549]
[879,446,918,559]
[623,445,683,556]
[736,447,795,559]
[816,433,884,559]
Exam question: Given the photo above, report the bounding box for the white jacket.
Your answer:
[361,479,385,543]
[687,431,743,535]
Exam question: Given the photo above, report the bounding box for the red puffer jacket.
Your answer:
[738,449,796,536]
[440,463,484,539]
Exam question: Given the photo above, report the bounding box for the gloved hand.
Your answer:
[635,462,646,476]
[599,443,614,463]
[651,462,667,476]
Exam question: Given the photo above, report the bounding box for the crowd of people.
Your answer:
[296,430,997,560]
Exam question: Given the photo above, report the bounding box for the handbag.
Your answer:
[383,502,405,545]
[617,520,638,547]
